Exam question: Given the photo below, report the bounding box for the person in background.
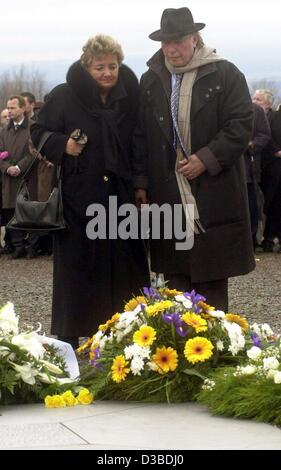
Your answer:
[0,108,9,232]
[244,103,271,248]
[270,102,281,149]
[133,7,254,311]
[0,109,9,129]
[21,92,54,257]
[0,95,35,258]
[20,92,37,120]
[253,89,281,251]
[31,34,149,349]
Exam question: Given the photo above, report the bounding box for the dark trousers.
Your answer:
[164,273,228,311]
[261,158,281,242]
[2,208,38,250]
[247,183,259,237]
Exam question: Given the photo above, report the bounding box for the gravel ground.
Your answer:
[0,251,281,334]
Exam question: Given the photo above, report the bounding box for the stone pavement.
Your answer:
[0,401,280,450]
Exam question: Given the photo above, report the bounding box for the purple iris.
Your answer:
[184,289,206,305]
[89,347,104,369]
[251,333,262,348]
[162,312,188,337]
[143,287,161,300]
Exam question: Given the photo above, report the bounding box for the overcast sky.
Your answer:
[0,0,280,79]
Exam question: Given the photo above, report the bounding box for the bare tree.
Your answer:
[249,79,281,109]
[0,65,48,110]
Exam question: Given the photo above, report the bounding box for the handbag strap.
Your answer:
[22,130,54,181]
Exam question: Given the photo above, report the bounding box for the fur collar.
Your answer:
[66,60,134,110]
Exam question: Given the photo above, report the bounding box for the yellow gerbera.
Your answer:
[133,325,156,346]
[184,337,214,364]
[198,301,215,313]
[98,322,108,332]
[152,346,178,374]
[182,312,208,333]
[159,288,183,297]
[89,341,100,361]
[98,313,121,332]
[111,355,130,383]
[124,296,147,311]
[76,336,94,353]
[225,313,249,331]
[146,300,173,317]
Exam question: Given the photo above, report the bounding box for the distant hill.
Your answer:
[0,56,148,91]
[0,57,280,102]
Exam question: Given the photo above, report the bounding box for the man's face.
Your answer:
[23,97,35,117]
[162,34,198,67]
[253,92,271,112]
[0,109,9,127]
[7,99,25,122]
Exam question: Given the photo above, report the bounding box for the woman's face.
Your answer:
[87,54,119,92]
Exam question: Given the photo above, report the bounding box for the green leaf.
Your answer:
[182,368,207,380]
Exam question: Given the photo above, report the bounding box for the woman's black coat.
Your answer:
[31,62,149,337]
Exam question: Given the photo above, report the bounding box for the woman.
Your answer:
[31,35,149,349]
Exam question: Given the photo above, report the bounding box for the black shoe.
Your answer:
[261,240,274,252]
[11,247,26,259]
[26,248,38,259]
[0,245,13,255]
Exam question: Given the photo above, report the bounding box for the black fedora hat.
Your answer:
[149,7,205,41]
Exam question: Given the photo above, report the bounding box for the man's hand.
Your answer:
[274,150,281,158]
[65,138,85,156]
[135,188,148,209]
[178,153,206,180]
[7,166,21,177]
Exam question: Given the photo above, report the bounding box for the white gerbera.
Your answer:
[263,357,279,370]
[130,356,145,376]
[247,346,262,361]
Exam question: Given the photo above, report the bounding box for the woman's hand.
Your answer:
[65,138,85,156]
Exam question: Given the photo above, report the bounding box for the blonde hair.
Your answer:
[80,34,124,68]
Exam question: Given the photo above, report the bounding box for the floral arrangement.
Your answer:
[0,302,77,405]
[77,287,273,403]
[197,323,281,425]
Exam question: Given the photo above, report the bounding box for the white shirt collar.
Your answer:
[13,118,24,127]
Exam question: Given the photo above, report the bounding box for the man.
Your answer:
[244,103,270,248]
[21,91,53,257]
[133,7,255,310]
[20,92,37,120]
[0,108,9,231]
[253,89,281,251]
[271,104,281,147]
[0,109,9,129]
[0,95,34,258]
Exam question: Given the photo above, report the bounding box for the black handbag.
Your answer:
[7,131,67,232]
